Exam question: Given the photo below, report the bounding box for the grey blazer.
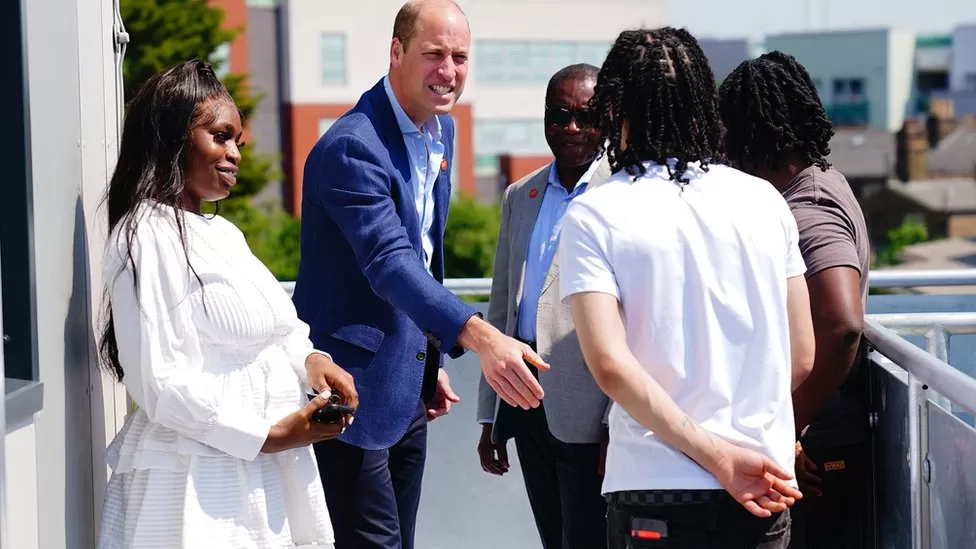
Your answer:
[477,158,612,444]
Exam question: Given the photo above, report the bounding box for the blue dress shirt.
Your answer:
[516,159,601,341]
[383,76,444,273]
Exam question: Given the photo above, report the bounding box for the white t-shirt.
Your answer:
[558,160,807,495]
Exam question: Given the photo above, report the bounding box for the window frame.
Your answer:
[2,0,42,435]
[0,0,39,385]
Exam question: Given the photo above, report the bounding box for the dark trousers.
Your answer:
[789,440,872,549]
[313,399,428,549]
[606,490,791,549]
[513,403,607,549]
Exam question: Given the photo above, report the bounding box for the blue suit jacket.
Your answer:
[293,78,478,450]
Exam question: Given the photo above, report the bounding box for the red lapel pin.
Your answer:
[529,188,539,198]
[440,158,448,171]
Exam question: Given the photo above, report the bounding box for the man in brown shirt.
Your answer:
[719,51,873,549]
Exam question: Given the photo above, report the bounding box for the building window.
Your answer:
[475,154,499,175]
[320,33,347,85]
[319,117,338,137]
[832,77,866,104]
[474,119,550,174]
[475,40,611,86]
[1,0,37,382]
[212,42,231,79]
[828,78,869,126]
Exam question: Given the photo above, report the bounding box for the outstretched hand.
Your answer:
[712,441,803,518]
[479,333,549,410]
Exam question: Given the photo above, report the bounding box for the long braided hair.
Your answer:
[591,27,726,183]
[718,50,834,174]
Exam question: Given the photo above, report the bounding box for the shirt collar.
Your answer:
[383,75,442,141]
[547,155,602,193]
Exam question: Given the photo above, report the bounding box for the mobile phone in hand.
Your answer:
[307,393,356,424]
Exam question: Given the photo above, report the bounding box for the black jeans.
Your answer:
[606,490,791,549]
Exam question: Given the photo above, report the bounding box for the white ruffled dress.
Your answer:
[97,202,335,549]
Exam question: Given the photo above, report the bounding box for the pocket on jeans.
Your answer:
[756,511,791,549]
[608,505,707,549]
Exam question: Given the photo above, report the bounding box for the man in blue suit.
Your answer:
[292,1,549,547]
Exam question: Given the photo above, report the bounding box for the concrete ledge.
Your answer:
[5,378,43,428]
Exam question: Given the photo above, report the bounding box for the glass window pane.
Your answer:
[577,42,611,67]
[319,118,338,137]
[476,40,507,85]
[547,42,577,78]
[320,34,346,85]
[527,42,553,84]
[507,42,532,84]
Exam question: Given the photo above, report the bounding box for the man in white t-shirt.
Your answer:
[558,27,816,549]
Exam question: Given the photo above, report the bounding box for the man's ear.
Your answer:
[390,38,404,68]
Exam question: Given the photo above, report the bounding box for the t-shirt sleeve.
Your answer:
[784,205,808,279]
[792,200,862,279]
[558,201,619,303]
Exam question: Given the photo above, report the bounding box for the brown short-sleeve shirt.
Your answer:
[782,166,870,304]
[783,166,871,446]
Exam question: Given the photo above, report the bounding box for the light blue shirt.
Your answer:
[516,159,601,341]
[383,75,444,273]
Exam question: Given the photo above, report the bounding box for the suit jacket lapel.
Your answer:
[367,79,413,199]
[429,115,454,281]
[540,254,560,296]
[512,165,551,305]
[538,156,612,297]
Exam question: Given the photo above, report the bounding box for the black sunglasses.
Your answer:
[545,105,596,128]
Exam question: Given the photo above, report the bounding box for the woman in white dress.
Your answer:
[96,59,356,549]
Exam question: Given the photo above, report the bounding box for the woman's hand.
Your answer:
[305,352,359,413]
[261,394,345,453]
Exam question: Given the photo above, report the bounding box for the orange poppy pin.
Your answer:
[440,158,448,171]
[529,188,539,198]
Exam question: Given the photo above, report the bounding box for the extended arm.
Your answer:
[309,136,477,357]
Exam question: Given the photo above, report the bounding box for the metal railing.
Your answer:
[279,268,976,298]
[864,316,976,549]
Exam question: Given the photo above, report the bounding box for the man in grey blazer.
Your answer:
[476,64,611,549]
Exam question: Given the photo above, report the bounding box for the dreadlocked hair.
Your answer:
[718,50,834,174]
[591,27,726,183]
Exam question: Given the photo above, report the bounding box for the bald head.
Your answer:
[393,0,467,51]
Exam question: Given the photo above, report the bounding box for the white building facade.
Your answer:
[764,28,916,132]
[949,25,976,93]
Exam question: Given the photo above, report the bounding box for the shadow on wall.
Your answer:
[64,195,96,547]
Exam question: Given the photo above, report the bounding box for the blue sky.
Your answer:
[670,0,976,41]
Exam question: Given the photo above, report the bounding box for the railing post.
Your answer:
[924,326,953,413]
[908,375,931,549]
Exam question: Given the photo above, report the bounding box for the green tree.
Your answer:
[873,216,929,268]
[443,195,501,279]
[121,0,299,278]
